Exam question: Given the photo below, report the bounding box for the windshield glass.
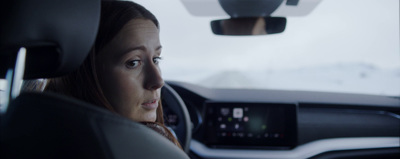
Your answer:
[0,0,398,97]
[135,0,399,96]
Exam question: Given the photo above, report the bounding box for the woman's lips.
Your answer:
[141,99,159,110]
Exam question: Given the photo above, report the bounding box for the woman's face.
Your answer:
[96,19,164,122]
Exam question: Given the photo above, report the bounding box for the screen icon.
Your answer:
[220,124,226,129]
[221,132,227,137]
[234,123,240,129]
[233,108,243,118]
[221,108,229,116]
[244,116,249,122]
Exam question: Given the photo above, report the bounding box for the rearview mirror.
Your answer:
[211,17,286,35]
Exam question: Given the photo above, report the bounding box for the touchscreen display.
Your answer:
[204,102,297,148]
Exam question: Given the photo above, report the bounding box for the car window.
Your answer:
[135,0,400,96]
[0,80,6,108]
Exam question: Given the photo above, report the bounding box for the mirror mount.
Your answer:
[218,0,284,17]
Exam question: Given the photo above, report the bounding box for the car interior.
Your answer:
[1,0,399,159]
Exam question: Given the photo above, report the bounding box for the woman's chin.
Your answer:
[127,108,157,122]
[139,112,157,122]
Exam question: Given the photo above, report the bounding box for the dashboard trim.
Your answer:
[190,137,400,159]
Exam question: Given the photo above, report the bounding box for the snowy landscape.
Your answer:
[168,63,400,96]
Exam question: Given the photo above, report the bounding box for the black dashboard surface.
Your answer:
[165,81,400,159]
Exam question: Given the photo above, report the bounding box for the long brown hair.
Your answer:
[45,0,181,149]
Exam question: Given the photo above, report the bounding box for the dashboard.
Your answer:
[163,81,400,159]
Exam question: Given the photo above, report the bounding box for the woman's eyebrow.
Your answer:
[122,45,146,55]
[122,45,162,55]
[156,45,162,51]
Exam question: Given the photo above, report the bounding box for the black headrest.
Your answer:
[0,0,100,79]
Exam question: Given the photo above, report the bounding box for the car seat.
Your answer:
[0,0,189,158]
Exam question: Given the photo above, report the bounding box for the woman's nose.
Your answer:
[144,62,164,90]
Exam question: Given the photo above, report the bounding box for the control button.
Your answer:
[221,132,227,137]
[220,124,226,129]
[234,123,240,129]
[243,116,249,122]
[233,108,243,118]
[221,108,229,116]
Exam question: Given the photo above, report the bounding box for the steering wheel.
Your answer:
[161,83,192,153]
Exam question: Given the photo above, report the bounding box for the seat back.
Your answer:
[1,92,188,159]
[0,0,99,79]
[0,0,189,158]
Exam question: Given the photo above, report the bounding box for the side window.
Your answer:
[0,79,46,112]
[0,79,7,111]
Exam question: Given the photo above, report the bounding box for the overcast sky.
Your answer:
[133,0,399,78]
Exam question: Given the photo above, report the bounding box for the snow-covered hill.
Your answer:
[197,63,400,96]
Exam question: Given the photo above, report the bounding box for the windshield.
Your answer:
[0,0,398,97]
[135,0,400,96]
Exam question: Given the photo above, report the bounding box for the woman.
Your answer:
[44,1,182,149]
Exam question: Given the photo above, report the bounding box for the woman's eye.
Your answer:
[126,60,140,69]
[153,57,162,65]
